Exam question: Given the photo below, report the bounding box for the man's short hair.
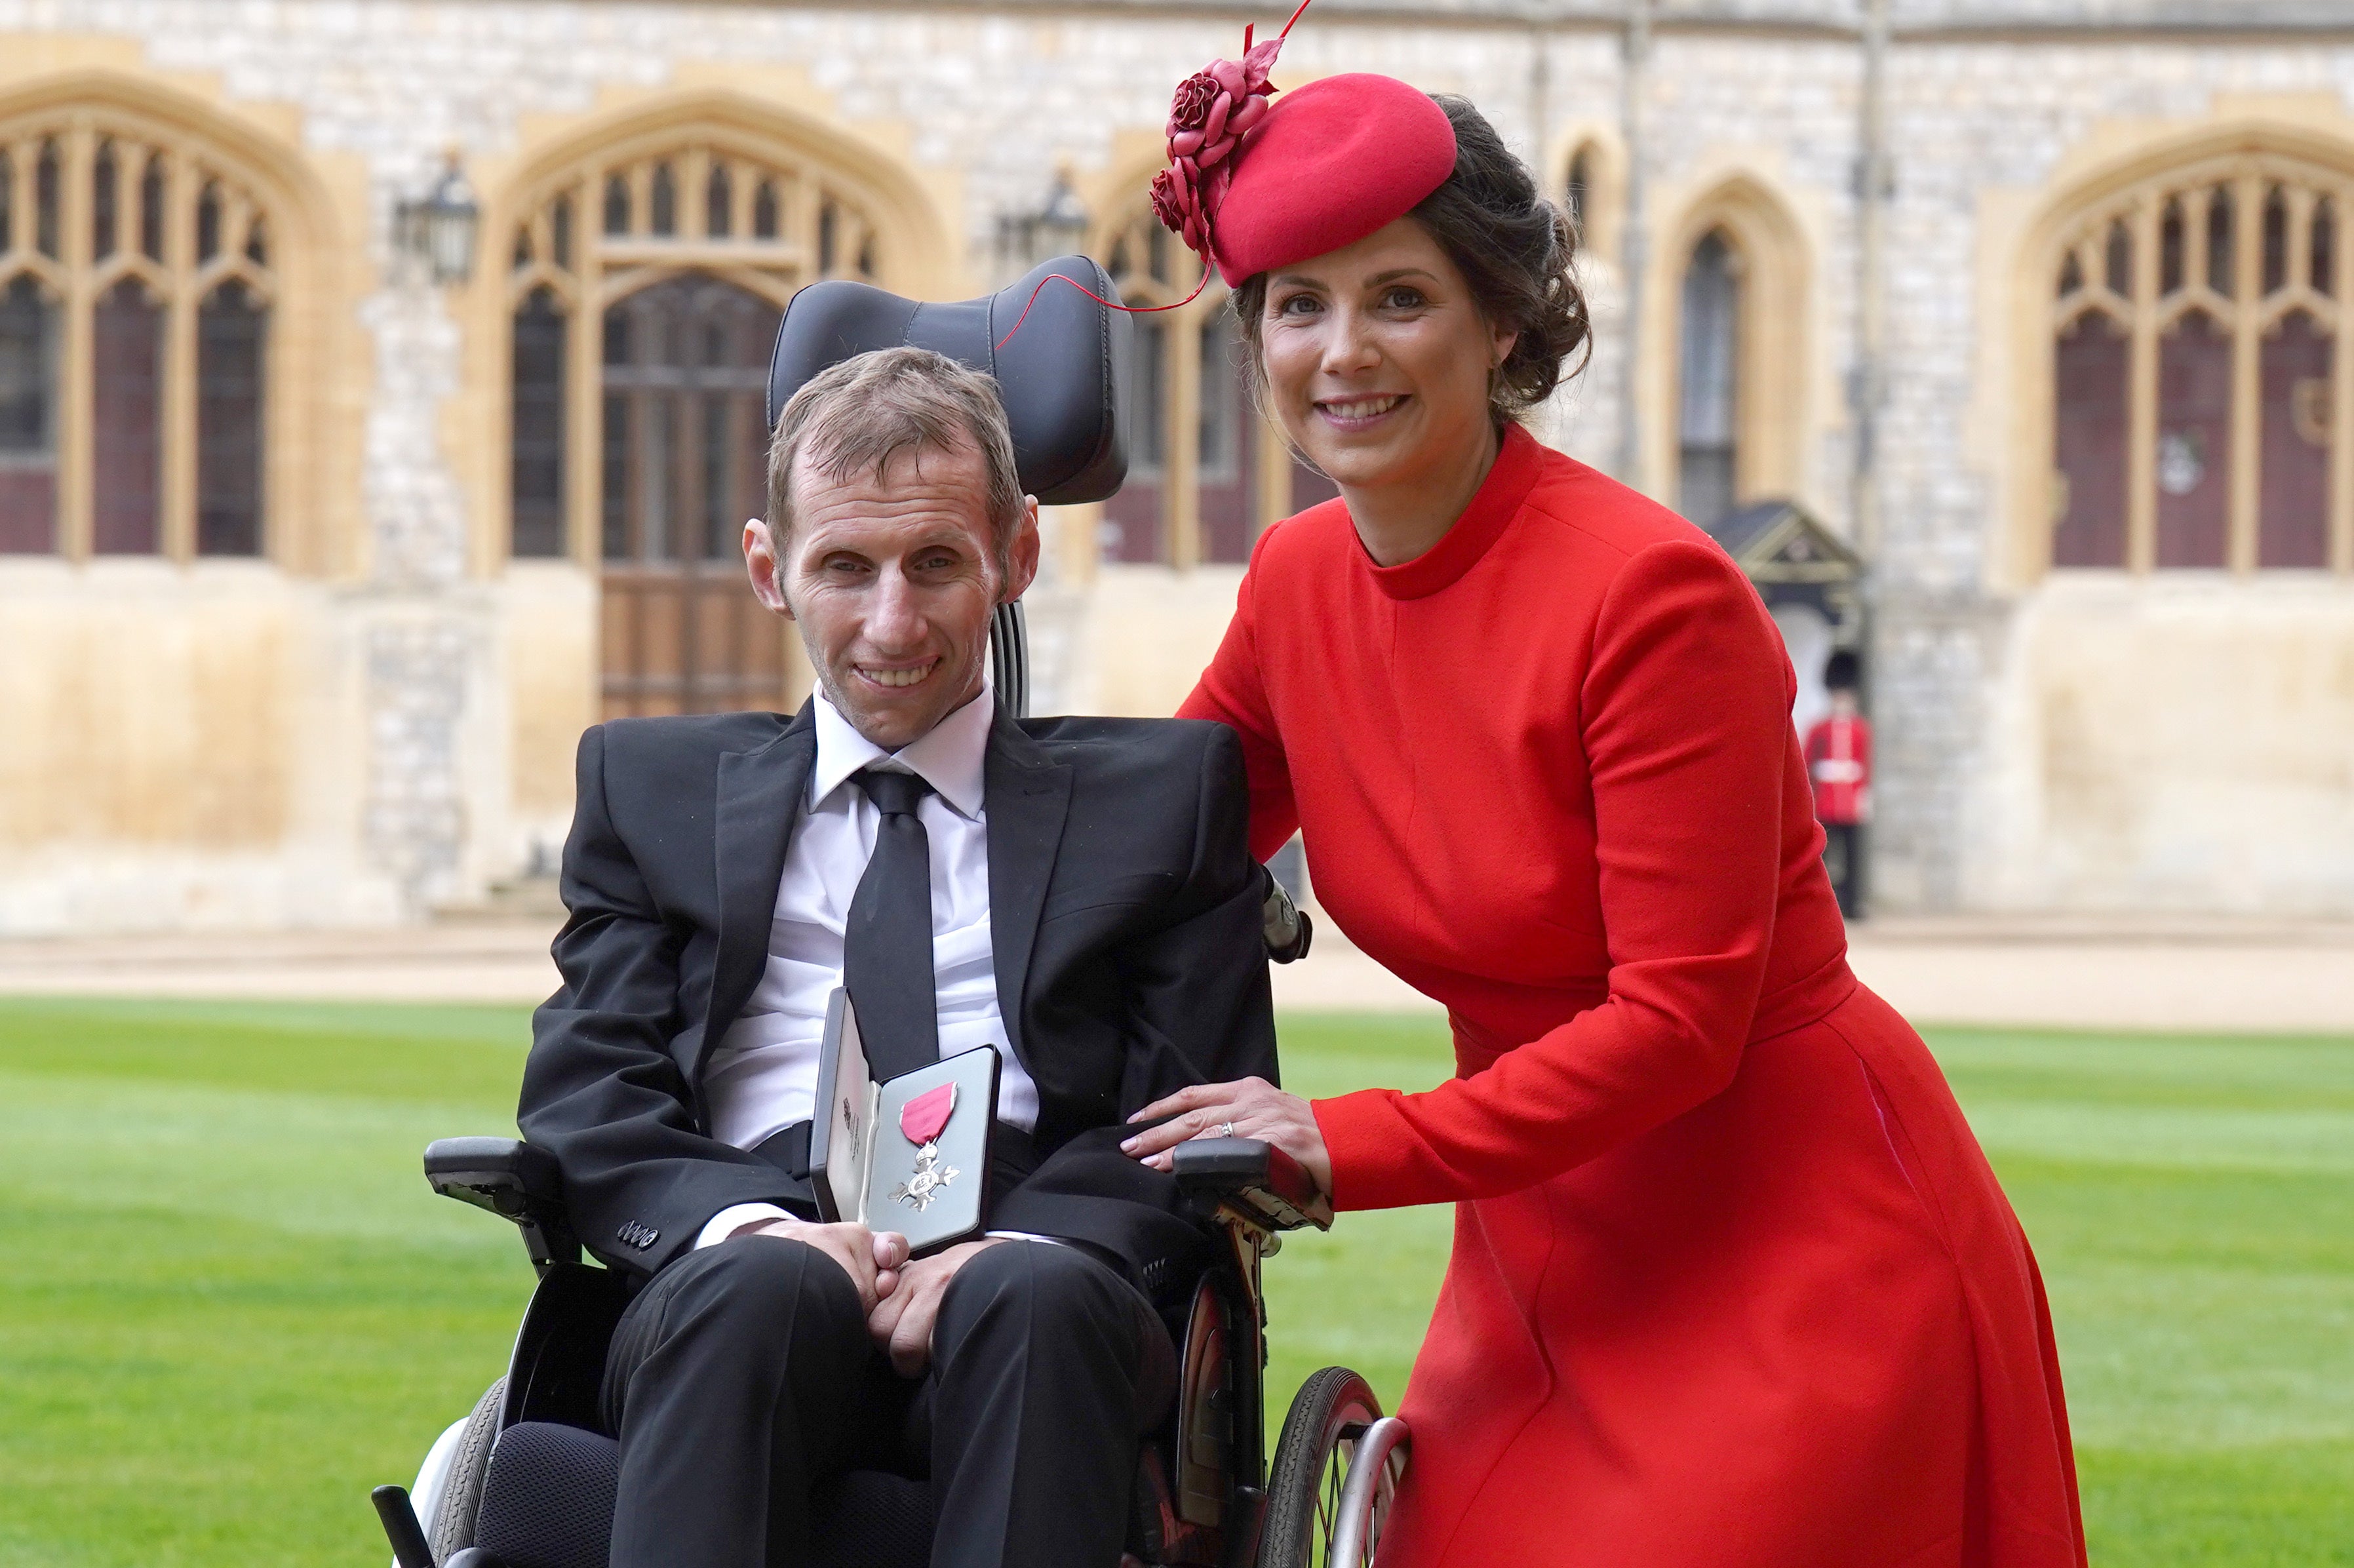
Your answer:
[764,346,1026,571]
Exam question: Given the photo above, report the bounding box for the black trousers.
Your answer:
[1824,821,1866,918]
[600,1234,1171,1568]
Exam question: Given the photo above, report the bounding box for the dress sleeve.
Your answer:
[1177,536,1301,863]
[1311,539,1792,1209]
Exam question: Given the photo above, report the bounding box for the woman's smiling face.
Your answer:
[1255,216,1516,493]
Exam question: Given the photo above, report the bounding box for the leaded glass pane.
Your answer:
[92,279,164,555]
[0,275,58,553]
[35,140,60,259]
[2258,311,2331,568]
[2154,311,2230,568]
[511,288,567,559]
[196,281,267,556]
[92,140,119,261]
[2052,313,2130,568]
[1678,229,1740,528]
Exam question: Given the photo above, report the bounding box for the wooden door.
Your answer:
[599,274,791,719]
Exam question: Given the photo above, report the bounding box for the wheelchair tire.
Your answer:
[1257,1366,1400,1568]
[427,1378,505,1562]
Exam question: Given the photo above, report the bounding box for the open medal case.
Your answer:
[807,988,1002,1256]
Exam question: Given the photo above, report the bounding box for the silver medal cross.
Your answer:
[890,1139,959,1212]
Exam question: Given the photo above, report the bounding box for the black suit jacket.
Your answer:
[518,701,1278,1295]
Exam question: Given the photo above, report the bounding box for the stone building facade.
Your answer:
[0,0,2349,933]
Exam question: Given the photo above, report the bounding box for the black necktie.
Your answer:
[844,767,939,1080]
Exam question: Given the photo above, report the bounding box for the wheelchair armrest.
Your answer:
[424,1137,580,1272]
[1260,867,1313,964]
[1172,1137,1333,1232]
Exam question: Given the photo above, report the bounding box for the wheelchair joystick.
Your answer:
[370,1484,435,1568]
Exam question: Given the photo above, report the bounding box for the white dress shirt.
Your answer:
[697,687,1041,1248]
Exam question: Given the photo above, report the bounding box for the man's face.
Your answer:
[745,439,1038,752]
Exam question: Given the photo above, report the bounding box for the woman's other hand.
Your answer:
[1120,1077,1334,1197]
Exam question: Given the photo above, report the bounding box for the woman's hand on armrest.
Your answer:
[1121,1077,1333,1198]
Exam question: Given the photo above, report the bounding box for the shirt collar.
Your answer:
[810,685,994,821]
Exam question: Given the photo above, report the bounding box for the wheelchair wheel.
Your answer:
[425,1378,505,1562]
[1259,1367,1407,1568]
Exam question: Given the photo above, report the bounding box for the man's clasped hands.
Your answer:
[723,1215,1000,1378]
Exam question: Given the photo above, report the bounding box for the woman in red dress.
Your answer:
[1115,49,2087,1568]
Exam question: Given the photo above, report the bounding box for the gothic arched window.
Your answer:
[504,130,888,717]
[0,113,279,558]
[1095,208,1335,568]
[1554,134,1621,264]
[2050,153,2352,572]
[1678,228,1742,528]
[1565,146,1594,242]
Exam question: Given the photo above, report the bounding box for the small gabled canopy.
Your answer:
[1704,499,1864,585]
[1704,498,1866,649]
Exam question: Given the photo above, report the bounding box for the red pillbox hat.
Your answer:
[1209,74,1459,285]
[996,14,1464,351]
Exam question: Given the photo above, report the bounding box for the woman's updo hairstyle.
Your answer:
[1232,93,1592,424]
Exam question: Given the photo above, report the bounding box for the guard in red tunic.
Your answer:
[1114,12,2087,1566]
[1803,648,1873,917]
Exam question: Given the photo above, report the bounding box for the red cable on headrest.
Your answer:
[993,0,1316,351]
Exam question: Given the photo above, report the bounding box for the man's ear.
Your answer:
[744,518,795,620]
[1000,497,1042,604]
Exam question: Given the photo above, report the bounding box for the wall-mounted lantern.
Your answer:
[996,167,1091,279]
[397,153,481,286]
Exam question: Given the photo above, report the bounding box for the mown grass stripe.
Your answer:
[0,1000,2345,1565]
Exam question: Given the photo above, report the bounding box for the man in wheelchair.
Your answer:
[515,345,1278,1568]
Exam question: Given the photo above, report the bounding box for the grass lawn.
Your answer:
[0,1000,2347,1565]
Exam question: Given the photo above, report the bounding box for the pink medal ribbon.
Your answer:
[889,1082,962,1214]
[900,1083,957,1147]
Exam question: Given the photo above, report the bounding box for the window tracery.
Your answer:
[0,111,277,559]
[504,134,884,563]
[2050,151,2353,572]
[1095,207,1334,568]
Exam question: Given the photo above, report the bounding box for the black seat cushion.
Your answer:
[475,1422,619,1568]
[473,1421,932,1568]
[811,1468,934,1566]
[766,255,1129,506]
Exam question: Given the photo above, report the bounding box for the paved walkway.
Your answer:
[0,912,2347,1034]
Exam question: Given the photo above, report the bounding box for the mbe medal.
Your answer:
[890,1082,960,1213]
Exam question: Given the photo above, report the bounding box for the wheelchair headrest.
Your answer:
[766,256,1130,506]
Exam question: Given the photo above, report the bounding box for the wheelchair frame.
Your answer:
[378,1133,1403,1568]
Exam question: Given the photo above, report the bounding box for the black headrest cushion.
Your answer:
[766,256,1130,506]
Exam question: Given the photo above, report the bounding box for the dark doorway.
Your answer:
[598,274,789,719]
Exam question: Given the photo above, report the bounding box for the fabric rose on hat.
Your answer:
[1150,163,1205,252]
[1167,71,1221,144]
[1153,29,1285,256]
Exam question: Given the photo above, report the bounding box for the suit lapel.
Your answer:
[705,703,817,1074]
[984,711,1072,1073]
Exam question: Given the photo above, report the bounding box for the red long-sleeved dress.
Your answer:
[1179,426,2086,1568]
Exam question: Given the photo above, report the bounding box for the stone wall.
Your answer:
[0,0,2349,927]
[1877,37,2354,907]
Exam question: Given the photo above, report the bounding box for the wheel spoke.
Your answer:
[1316,1443,1341,1549]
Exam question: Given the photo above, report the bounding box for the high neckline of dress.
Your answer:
[1356,422,1545,601]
